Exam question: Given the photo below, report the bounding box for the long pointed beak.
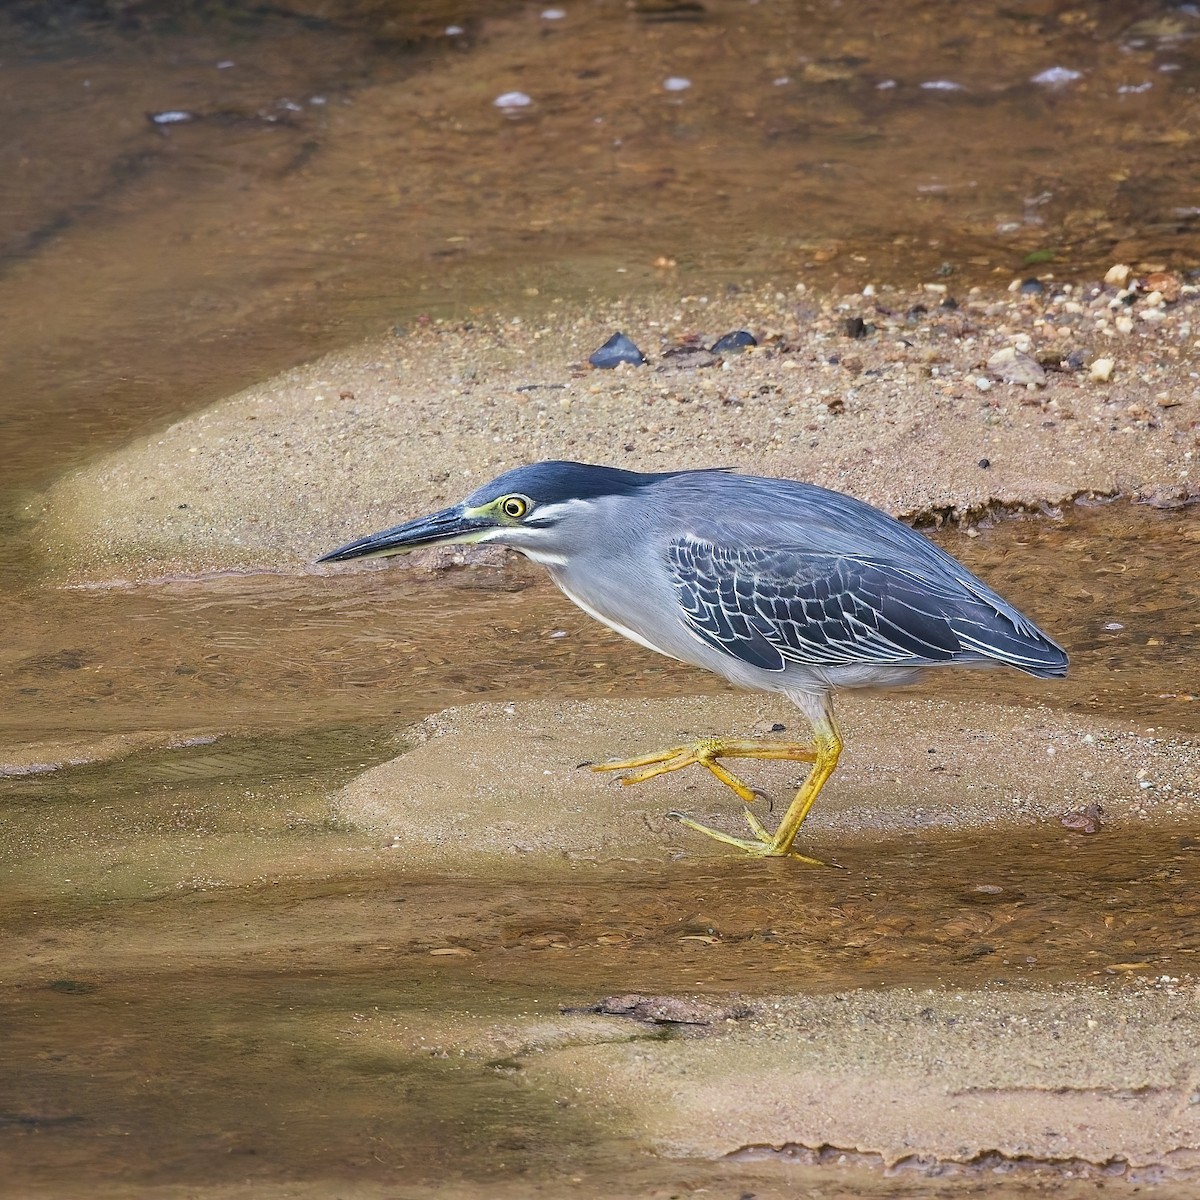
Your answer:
[317,505,493,563]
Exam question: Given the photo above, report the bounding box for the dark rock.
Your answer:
[1019,278,1045,294]
[710,330,757,354]
[589,332,646,368]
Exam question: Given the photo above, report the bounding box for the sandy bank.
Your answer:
[32,281,1197,585]
[332,695,1198,868]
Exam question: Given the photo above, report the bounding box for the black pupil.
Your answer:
[506,499,522,515]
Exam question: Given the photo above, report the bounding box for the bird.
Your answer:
[318,461,1067,863]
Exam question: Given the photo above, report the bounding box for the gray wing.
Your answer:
[666,537,1055,674]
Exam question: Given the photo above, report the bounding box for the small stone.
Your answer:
[661,344,718,369]
[986,347,1046,387]
[1061,803,1103,834]
[842,316,869,339]
[1115,315,1135,334]
[589,332,647,369]
[709,330,757,354]
[494,91,533,110]
[1104,263,1132,288]
[1018,278,1045,294]
[1089,357,1115,382]
[1144,271,1181,302]
[1031,67,1082,86]
[663,77,691,92]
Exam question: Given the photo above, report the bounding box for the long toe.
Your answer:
[590,745,689,773]
[668,812,827,866]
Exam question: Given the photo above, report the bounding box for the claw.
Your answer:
[596,724,841,864]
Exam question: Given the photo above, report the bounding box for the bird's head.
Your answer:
[318,460,665,568]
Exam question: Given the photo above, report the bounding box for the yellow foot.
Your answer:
[590,737,814,806]
[668,810,832,866]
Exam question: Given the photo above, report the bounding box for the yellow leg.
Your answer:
[595,710,843,865]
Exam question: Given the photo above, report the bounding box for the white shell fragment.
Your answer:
[987,347,1047,388]
[493,91,533,109]
[1031,67,1082,86]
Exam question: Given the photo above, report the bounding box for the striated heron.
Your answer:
[319,462,1067,862]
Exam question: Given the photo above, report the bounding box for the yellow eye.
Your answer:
[500,495,528,519]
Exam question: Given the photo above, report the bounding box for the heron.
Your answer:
[319,462,1067,862]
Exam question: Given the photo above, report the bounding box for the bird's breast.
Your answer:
[551,573,688,663]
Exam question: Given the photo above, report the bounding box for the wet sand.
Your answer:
[334,695,1198,866]
[31,278,1198,584]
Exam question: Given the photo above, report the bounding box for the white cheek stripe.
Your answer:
[555,581,683,663]
[521,548,570,567]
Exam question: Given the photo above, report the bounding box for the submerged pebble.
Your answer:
[589,332,647,368]
[1031,67,1082,87]
[494,91,533,110]
[710,330,757,353]
[663,77,692,92]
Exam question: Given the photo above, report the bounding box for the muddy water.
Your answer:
[3,501,1196,759]
[3,830,1196,1196]
[3,1,1200,1195]
[4,0,1200,497]
[2,502,1198,1195]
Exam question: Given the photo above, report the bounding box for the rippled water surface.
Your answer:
[4,0,1200,494]
[2,501,1197,1196]
[2,2,1199,1196]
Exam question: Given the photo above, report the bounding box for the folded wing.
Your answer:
[667,538,1067,678]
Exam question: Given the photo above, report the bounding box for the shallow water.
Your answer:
[3,1,1200,1194]
[2,501,1198,1195]
[4,0,1200,498]
[2,501,1195,762]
